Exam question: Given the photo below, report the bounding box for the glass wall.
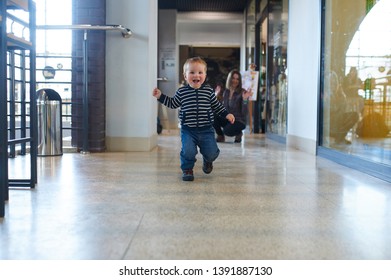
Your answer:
[258,16,267,134]
[264,0,288,137]
[34,0,73,144]
[35,0,72,95]
[246,0,288,136]
[245,0,257,132]
[321,0,391,166]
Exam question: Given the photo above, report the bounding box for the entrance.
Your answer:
[179,46,240,89]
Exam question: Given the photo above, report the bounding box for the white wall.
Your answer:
[177,12,243,46]
[105,0,158,151]
[286,0,321,154]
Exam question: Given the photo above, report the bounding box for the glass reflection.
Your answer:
[265,0,288,137]
[322,0,391,165]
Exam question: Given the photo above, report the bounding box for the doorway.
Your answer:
[179,45,241,89]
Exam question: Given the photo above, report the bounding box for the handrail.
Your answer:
[36,24,133,38]
[8,137,32,144]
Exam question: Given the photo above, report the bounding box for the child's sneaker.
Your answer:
[202,160,213,174]
[182,169,194,181]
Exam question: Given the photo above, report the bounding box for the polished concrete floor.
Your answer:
[1,130,391,260]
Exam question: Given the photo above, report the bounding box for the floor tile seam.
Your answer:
[120,213,144,260]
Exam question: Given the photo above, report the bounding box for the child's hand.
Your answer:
[226,113,235,124]
[153,88,161,99]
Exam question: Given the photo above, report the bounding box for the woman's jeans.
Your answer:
[213,116,246,136]
[180,126,220,171]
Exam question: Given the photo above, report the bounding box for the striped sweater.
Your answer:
[158,84,229,129]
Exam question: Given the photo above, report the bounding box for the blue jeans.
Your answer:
[180,126,220,171]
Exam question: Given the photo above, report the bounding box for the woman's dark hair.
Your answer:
[225,69,242,90]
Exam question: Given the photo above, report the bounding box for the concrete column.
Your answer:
[106,0,158,151]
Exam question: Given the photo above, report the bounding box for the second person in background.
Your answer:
[213,69,252,143]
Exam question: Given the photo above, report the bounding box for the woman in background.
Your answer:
[213,69,252,143]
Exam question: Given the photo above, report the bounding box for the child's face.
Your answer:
[183,62,206,89]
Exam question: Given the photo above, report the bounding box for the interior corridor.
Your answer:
[1,131,391,260]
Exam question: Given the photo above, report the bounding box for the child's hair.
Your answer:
[183,56,207,74]
[225,69,242,90]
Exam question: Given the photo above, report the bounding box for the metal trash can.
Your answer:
[37,89,63,156]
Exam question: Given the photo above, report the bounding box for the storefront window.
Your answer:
[321,0,391,165]
[246,0,256,67]
[265,0,288,137]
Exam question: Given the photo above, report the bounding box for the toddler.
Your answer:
[153,57,235,181]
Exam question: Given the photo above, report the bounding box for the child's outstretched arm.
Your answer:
[152,88,161,99]
[226,113,235,124]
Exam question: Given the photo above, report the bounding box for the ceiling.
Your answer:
[158,0,248,13]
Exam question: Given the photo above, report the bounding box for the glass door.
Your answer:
[258,16,268,134]
[320,0,391,167]
[264,0,288,139]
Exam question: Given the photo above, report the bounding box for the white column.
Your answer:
[286,0,321,154]
[105,0,158,151]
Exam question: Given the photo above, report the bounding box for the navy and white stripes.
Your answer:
[158,84,228,128]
